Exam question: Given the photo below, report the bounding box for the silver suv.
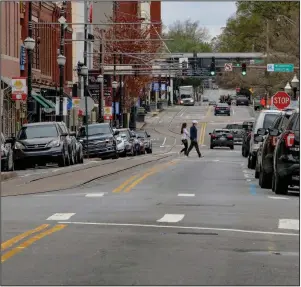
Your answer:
[248,109,283,169]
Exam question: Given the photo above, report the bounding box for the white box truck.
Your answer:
[179,86,194,106]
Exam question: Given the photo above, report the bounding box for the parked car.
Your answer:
[272,111,299,194]
[77,123,119,160]
[209,129,234,150]
[130,131,146,155]
[13,122,70,169]
[1,133,14,171]
[236,96,249,106]
[247,110,282,169]
[214,103,231,116]
[135,130,153,153]
[58,122,77,165]
[203,96,209,102]
[255,112,291,186]
[116,128,135,156]
[225,123,244,145]
[69,130,84,164]
[241,121,254,157]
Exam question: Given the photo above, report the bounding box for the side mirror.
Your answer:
[113,130,119,136]
[257,128,267,136]
[61,132,68,137]
[147,134,151,138]
[269,128,279,136]
[254,135,264,142]
[209,133,211,135]
[69,132,76,137]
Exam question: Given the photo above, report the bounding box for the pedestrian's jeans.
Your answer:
[187,140,201,157]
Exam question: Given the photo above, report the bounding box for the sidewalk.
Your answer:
[136,106,172,129]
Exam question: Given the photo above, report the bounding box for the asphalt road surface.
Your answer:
[2,89,299,285]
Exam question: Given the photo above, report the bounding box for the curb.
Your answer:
[1,172,17,181]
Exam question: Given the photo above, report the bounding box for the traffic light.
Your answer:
[242,63,247,76]
[210,57,215,76]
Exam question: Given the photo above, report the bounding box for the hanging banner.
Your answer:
[11,77,27,101]
[104,106,113,120]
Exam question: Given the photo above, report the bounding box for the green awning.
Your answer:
[32,92,55,109]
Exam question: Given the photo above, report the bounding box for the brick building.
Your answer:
[1,2,73,134]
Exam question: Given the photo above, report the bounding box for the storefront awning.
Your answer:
[32,92,55,109]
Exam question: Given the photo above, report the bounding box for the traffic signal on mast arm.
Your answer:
[210,57,216,76]
[242,63,247,76]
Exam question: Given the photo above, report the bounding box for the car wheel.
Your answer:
[230,145,234,150]
[274,172,288,195]
[15,160,27,170]
[149,148,152,154]
[70,149,75,165]
[259,168,272,189]
[7,152,14,171]
[65,152,70,166]
[80,151,84,163]
[58,153,66,167]
[210,145,214,149]
[248,155,256,169]
[228,114,230,116]
[112,152,119,159]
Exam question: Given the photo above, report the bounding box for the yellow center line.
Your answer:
[1,224,67,263]
[200,122,207,145]
[124,161,177,193]
[1,224,50,252]
[112,174,140,193]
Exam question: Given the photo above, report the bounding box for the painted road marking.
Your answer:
[1,224,66,263]
[268,196,290,200]
[1,224,49,252]
[157,214,185,223]
[178,193,195,197]
[85,193,105,197]
[47,213,76,221]
[112,174,140,193]
[278,219,299,230]
[59,221,299,237]
[160,137,167,147]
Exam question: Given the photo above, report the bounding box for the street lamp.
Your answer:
[112,80,118,127]
[80,65,89,157]
[57,54,66,121]
[284,82,292,94]
[24,36,35,122]
[97,74,104,123]
[119,81,124,128]
[291,74,299,101]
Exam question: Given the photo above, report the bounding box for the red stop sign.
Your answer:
[272,91,291,110]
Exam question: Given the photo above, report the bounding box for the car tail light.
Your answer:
[227,135,233,139]
[270,136,277,146]
[284,132,295,147]
[211,134,216,138]
[215,107,219,110]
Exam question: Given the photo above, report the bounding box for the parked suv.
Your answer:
[77,123,119,159]
[247,110,282,169]
[255,111,292,188]
[272,111,299,194]
[13,122,70,169]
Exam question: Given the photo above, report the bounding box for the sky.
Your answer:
[161,2,237,39]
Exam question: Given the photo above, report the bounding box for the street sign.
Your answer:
[79,97,95,115]
[224,63,233,72]
[272,91,291,110]
[67,98,72,110]
[267,64,294,72]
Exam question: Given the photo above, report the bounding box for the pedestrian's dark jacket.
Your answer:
[190,125,197,141]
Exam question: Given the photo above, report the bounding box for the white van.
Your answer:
[248,109,283,169]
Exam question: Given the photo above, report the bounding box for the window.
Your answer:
[263,114,279,129]
[18,125,58,140]
[79,125,111,137]
[119,131,130,139]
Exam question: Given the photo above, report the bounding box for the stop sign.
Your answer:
[272,91,291,110]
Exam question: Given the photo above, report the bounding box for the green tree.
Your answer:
[164,19,212,53]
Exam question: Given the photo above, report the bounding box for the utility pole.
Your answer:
[119,54,123,128]
[112,1,117,127]
[265,19,270,107]
[27,1,33,122]
[84,0,89,158]
[98,35,104,123]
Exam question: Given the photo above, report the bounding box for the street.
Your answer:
[1,90,299,285]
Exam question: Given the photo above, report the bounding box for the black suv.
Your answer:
[13,122,70,169]
[77,123,119,159]
[255,113,290,188]
[272,111,299,194]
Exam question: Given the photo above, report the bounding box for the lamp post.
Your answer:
[57,54,66,121]
[112,80,118,127]
[97,74,104,123]
[284,82,292,94]
[119,81,124,128]
[291,74,299,101]
[24,36,35,122]
[80,65,89,158]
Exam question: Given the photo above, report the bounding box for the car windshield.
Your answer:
[181,95,191,99]
[79,125,111,137]
[119,131,129,139]
[136,131,146,138]
[226,124,243,129]
[18,125,58,140]
[263,114,280,129]
[215,130,230,134]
